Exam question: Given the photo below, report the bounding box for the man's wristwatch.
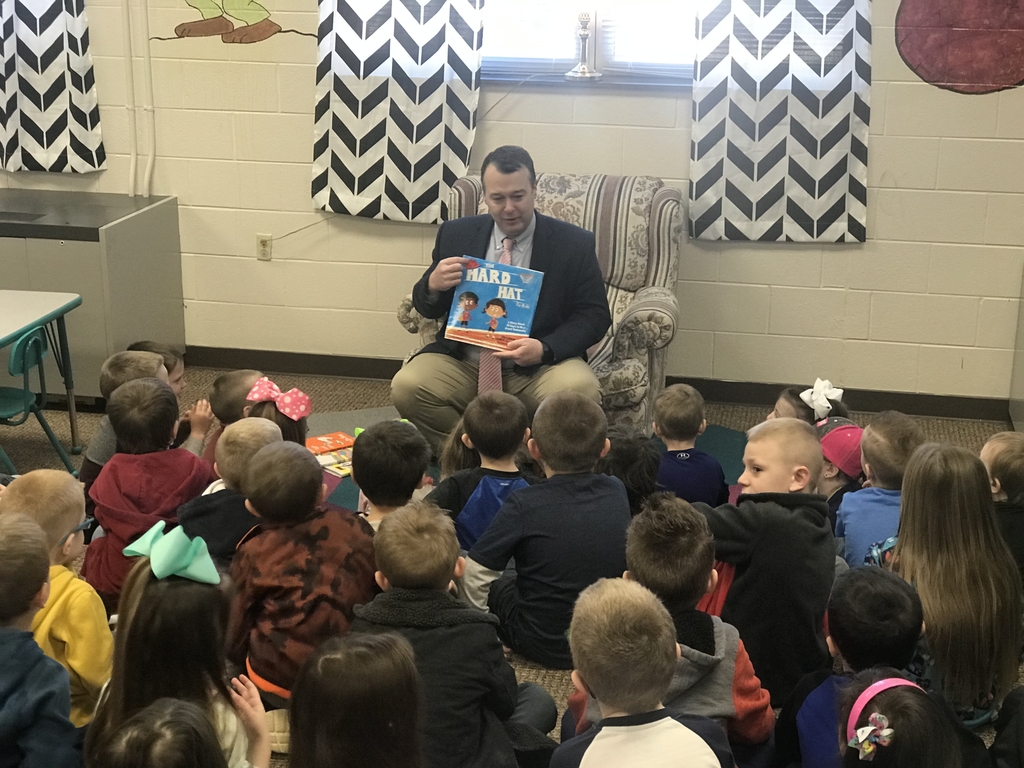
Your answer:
[541,342,554,365]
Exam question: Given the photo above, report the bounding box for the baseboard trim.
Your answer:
[184,347,403,380]
[667,377,1011,422]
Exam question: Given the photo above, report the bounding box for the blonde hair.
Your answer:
[374,501,459,590]
[214,419,283,490]
[746,418,823,490]
[569,579,677,714]
[99,351,165,400]
[984,432,1024,502]
[894,443,1023,708]
[0,470,84,551]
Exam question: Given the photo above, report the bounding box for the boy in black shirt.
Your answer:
[464,392,632,669]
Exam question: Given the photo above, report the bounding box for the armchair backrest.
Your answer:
[450,173,682,293]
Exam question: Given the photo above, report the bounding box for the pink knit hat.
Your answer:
[820,423,864,478]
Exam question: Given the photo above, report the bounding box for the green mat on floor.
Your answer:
[694,424,748,485]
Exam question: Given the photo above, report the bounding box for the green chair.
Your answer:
[0,327,77,475]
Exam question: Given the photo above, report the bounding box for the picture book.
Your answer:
[306,431,355,454]
[316,449,352,479]
[444,258,544,352]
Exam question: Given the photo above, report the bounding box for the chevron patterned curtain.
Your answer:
[689,0,870,242]
[313,0,483,222]
[0,0,105,173]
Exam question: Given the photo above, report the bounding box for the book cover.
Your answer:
[316,448,352,478]
[306,431,355,454]
[444,258,544,352]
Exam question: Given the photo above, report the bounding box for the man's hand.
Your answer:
[185,399,215,441]
[427,257,470,293]
[494,338,544,367]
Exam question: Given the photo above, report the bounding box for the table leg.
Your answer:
[54,315,81,452]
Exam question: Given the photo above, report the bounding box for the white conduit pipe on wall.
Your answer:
[138,0,157,197]
[120,0,137,197]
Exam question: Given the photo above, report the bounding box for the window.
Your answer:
[480,0,695,85]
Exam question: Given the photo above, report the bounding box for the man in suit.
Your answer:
[392,146,611,450]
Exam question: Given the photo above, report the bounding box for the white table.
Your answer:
[0,290,83,449]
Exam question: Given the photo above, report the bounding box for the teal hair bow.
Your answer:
[123,522,221,585]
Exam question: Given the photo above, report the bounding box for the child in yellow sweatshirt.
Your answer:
[0,470,113,727]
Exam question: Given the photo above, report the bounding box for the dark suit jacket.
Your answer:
[411,213,612,374]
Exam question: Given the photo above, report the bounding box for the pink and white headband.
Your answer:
[246,377,311,422]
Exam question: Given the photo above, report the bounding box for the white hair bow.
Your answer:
[800,378,844,421]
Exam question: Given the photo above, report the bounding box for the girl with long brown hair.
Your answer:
[893,443,1023,725]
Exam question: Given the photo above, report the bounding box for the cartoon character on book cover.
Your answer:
[445,258,543,352]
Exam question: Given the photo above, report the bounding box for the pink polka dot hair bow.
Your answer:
[246,377,311,421]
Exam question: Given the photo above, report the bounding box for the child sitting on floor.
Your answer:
[351,420,432,531]
[653,384,729,506]
[463,391,632,669]
[0,514,81,767]
[980,431,1024,581]
[0,470,112,729]
[84,378,216,613]
[352,500,557,768]
[552,578,734,768]
[835,411,924,567]
[80,350,169,496]
[692,418,834,706]
[427,392,535,549]
[568,493,773,753]
[177,418,283,569]
[815,417,864,530]
[767,378,849,424]
[228,442,377,704]
[202,369,264,464]
[126,341,214,450]
[774,567,924,768]
[289,633,423,768]
[245,377,311,445]
[596,424,662,516]
[85,525,270,768]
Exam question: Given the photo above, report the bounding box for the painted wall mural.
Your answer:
[896,0,1024,94]
[173,0,281,43]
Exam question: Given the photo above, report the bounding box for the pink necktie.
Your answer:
[477,237,514,393]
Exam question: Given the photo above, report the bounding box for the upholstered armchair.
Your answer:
[398,173,684,432]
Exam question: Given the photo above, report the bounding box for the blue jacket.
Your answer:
[0,628,81,768]
[835,487,901,568]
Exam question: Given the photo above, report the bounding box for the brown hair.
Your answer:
[243,442,323,523]
[463,392,529,461]
[984,432,1024,503]
[107,378,180,455]
[100,351,165,400]
[289,633,422,768]
[439,417,480,478]
[351,421,432,509]
[860,411,925,490]
[126,341,184,378]
[214,418,283,490]
[247,400,308,445]
[746,418,823,490]
[0,514,50,624]
[0,470,84,551]
[775,386,850,423]
[569,579,677,714]
[627,493,714,611]
[653,384,705,442]
[894,443,1023,708]
[374,501,460,590]
[208,369,263,424]
[531,392,607,473]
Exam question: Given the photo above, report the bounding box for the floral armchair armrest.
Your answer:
[612,287,679,359]
[397,295,441,353]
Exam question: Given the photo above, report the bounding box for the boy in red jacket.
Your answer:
[83,378,215,613]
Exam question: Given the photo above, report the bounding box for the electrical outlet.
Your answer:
[256,233,273,261]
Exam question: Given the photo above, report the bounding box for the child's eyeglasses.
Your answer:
[59,518,92,546]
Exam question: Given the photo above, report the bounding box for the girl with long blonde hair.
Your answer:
[893,442,1023,724]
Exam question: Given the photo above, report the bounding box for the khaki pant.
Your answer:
[391,353,601,450]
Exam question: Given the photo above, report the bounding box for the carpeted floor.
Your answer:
[0,367,1015,758]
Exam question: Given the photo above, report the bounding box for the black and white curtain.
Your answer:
[0,0,105,172]
[313,0,483,222]
[689,0,870,242]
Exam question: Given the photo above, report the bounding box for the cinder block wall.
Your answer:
[3,0,1023,398]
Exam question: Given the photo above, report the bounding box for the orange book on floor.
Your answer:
[306,431,355,454]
